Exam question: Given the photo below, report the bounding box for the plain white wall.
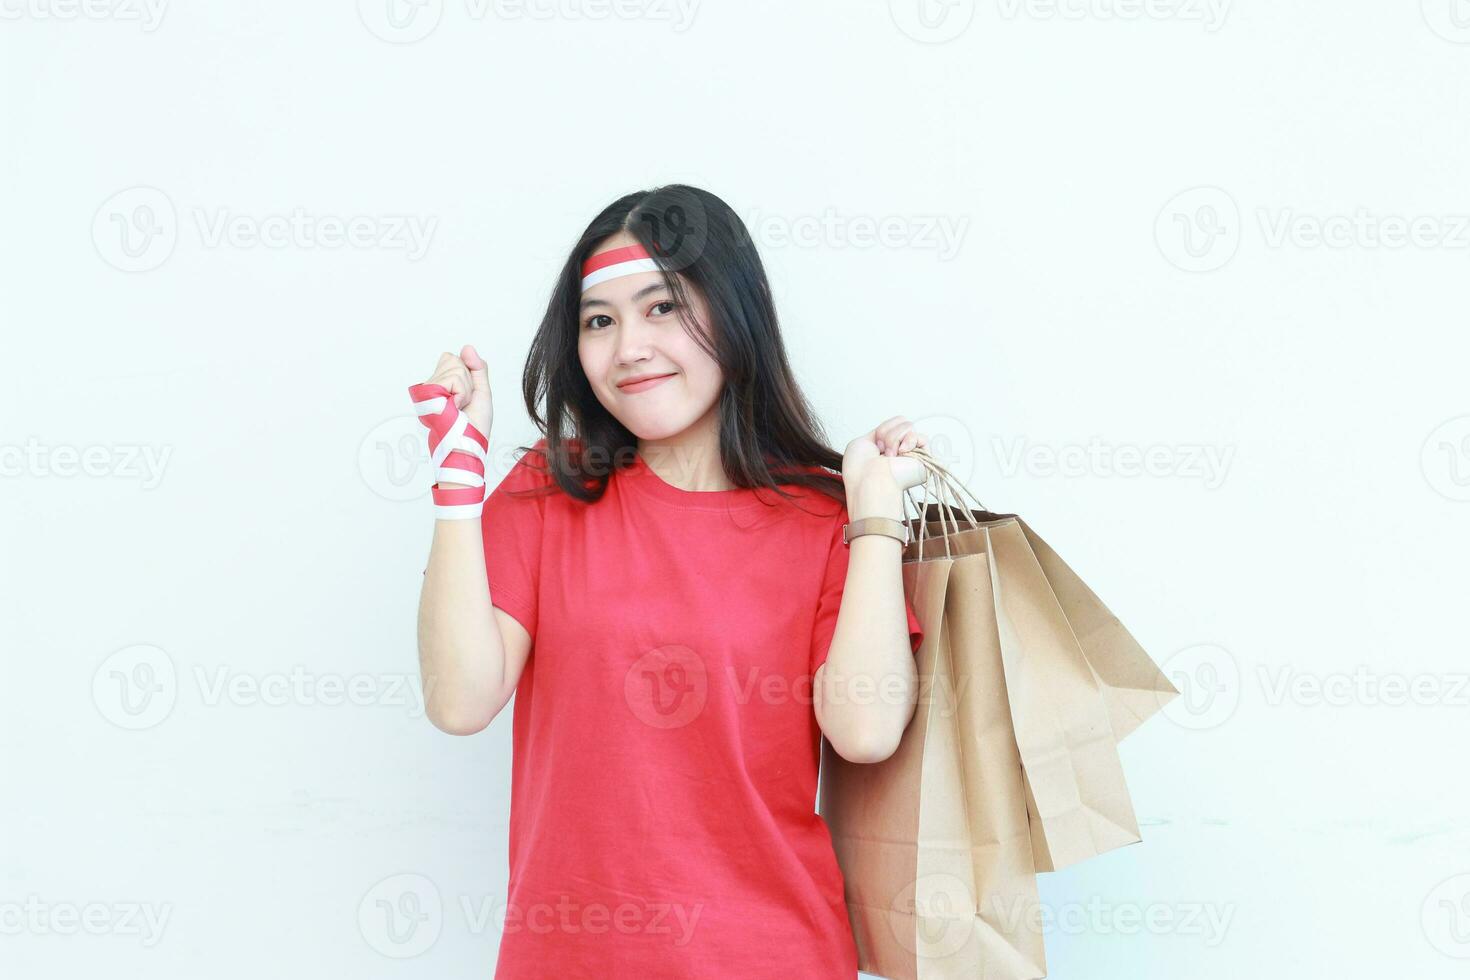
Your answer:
[3,2,1469,977]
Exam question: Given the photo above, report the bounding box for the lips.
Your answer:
[617,373,676,393]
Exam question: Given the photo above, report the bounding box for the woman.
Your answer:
[412,184,929,978]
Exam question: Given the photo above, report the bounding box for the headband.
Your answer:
[580,243,661,292]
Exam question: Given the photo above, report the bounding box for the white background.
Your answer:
[3,1,1469,977]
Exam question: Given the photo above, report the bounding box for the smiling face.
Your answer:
[577,231,725,448]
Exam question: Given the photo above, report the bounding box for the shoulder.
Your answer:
[495,437,559,497]
[757,463,846,536]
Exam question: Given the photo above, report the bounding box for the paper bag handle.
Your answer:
[897,445,991,562]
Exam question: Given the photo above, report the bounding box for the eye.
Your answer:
[583,314,612,331]
[651,300,678,316]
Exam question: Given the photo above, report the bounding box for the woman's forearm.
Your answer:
[815,477,920,763]
[417,509,507,735]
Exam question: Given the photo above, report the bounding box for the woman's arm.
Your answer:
[416,497,532,737]
[411,346,532,736]
[814,457,920,764]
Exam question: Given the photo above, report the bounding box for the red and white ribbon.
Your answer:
[581,242,660,292]
[407,381,489,520]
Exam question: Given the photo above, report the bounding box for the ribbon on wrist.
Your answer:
[407,381,489,520]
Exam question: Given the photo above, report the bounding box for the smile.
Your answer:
[617,374,676,394]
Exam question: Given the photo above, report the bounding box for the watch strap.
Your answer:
[842,516,910,546]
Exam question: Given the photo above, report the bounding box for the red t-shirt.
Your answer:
[480,438,923,979]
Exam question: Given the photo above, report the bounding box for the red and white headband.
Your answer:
[580,243,661,292]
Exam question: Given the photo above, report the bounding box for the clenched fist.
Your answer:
[424,344,493,489]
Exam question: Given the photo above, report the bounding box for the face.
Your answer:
[577,231,724,445]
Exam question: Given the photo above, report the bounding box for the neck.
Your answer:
[637,411,732,491]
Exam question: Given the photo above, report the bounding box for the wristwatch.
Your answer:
[841,516,911,547]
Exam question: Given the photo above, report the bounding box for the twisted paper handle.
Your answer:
[897,446,992,562]
[407,382,489,520]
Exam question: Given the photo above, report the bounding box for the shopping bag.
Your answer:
[901,507,1176,745]
[899,448,1176,872]
[817,448,1176,978]
[819,540,1048,980]
[1016,521,1177,743]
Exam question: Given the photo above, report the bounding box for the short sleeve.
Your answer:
[809,511,925,675]
[480,439,552,642]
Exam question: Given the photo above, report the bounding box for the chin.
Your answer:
[620,416,696,440]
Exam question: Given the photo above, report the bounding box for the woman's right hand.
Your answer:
[425,345,493,487]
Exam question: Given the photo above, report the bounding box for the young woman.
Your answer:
[412,184,929,979]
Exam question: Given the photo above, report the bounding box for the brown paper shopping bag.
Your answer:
[817,448,1177,978]
[1016,522,1177,743]
[901,447,1177,872]
[899,513,1176,748]
[819,537,1048,980]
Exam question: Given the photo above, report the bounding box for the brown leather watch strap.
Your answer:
[841,516,910,546]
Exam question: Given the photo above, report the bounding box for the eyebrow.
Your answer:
[579,281,671,312]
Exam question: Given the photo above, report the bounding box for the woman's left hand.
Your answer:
[843,416,930,496]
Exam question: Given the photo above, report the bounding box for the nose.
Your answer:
[614,313,658,367]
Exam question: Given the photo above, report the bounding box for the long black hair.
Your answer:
[509,184,846,511]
